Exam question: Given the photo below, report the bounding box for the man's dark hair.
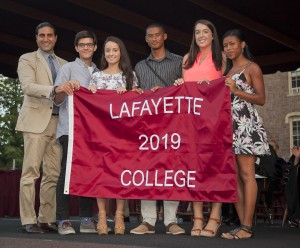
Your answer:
[146,22,166,34]
[35,22,56,36]
[74,30,97,46]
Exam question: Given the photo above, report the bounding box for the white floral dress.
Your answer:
[90,71,138,90]
[231,71,270,155]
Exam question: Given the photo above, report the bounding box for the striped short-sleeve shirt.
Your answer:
[135,50,183,90]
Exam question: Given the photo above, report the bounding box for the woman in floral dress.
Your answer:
[88,36,140,235]
[221,29,270,239]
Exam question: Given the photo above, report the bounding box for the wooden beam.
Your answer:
[189,0,300,52]
[1,32,299,71]
[0,32,36,50]
[2,30,298,68]
[0,32,75,60]
[0,0,148,56]
[67,0,190,46]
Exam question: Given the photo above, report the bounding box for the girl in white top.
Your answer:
[89,36,139,94]
[88,36,140,235]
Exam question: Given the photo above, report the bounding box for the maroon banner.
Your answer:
[65,78,237,202]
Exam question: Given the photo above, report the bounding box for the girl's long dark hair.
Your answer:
[100,36,134,90]
[184,19,223,71]
[222,29,255,76]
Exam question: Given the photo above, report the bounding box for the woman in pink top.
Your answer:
[176,19,225,237]
[182,20,224,83]
[183,51,222,82]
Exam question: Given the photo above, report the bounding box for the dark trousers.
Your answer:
[265,179,280,208]
[56,135,94,220]
[285,165,300,220]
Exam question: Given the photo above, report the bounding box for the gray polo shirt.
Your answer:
[135,50,182,90]
[54,58,98,139]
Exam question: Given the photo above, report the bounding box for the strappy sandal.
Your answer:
[114,211,125,235]
[191,217,205,236]
[221,224,254,239]
[97,211,108,235]
[200,217,222,237]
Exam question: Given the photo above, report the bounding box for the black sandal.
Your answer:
[221,225,253,239]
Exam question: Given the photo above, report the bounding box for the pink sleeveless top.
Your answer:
[183,52,222,81]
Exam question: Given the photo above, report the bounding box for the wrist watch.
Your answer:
[50,86,58,100]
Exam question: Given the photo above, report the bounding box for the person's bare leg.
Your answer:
[222,155,256,239]
[237,155,256,237]
[191,201,204,236]
[115,199,125,234]
[200,202,222,237]
[97,198,108,235]
[234,161,244,222]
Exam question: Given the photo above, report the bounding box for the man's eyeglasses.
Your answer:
[78,43,95,48]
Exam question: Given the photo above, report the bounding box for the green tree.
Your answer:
[0,75,24,169]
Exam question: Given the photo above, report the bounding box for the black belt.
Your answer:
[52,113,59,116]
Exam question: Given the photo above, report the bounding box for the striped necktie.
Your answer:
[48,54,57,82]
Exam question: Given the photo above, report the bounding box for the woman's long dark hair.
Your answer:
[100,36,134,90]
[222,29,255,76]
[184,19,223,71]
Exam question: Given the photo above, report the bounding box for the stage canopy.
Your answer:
[0,0,299,78]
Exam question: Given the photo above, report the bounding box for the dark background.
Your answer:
[0,0,300,78]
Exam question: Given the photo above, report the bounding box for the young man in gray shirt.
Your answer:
[130,23,185,235]
[53,30,99,235]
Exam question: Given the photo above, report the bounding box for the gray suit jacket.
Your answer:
[16,48,67,133]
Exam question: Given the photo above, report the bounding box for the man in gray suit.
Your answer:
[16,22,67,233]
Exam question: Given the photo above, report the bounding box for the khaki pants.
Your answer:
[141,200,179,226]
[19,116,61,225]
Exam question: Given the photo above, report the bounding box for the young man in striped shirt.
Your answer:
[130,23,185,235]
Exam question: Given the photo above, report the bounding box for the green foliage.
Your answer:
[0,75,24,169]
